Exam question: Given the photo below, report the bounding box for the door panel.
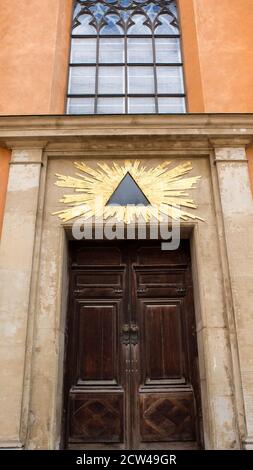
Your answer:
[139,391,196,442]
[136,245,189,265]
[72,268,125,298]
[69,393,124,443]
[72,245,122,266]
[142,302,184,382]
[64,241,203,449]
[136,269,186,288]
[134,267,187,298]
[77,303,119,384]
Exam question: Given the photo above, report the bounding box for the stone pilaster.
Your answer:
[213,141,253,450]
[0,144,45,449]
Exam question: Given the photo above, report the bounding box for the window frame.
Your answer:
[67,1,186,115]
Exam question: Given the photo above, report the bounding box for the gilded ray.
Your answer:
[53,160,203,223]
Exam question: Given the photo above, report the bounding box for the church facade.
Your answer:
[0,1,253,450]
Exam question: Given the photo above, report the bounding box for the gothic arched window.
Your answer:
[67,1,186,114]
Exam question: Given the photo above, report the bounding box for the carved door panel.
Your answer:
[130,243,202,449]
[64,241,202,450]
[64,243,130,449]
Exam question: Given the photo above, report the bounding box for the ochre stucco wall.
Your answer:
[0,0,73,230]
[0,149,11,237]
[0,0,72,115]
[179,0,253,191]
[1,0,253,115]
[178,0,204,112]
[192,0,253,113]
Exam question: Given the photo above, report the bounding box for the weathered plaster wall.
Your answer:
[0,145,44,448]
[213,144,253,449]
[0,0,72,115]
[247,146,253,195]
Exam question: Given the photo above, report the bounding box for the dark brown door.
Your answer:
[63,241,203,450]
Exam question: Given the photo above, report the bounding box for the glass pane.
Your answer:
[98,66,125,94]
[127,38,153,63]
[158,97,186,113]
[128,67,154,94]
[97,98,125,114]
[67,98,95,114]
[169,0,179,20]
[73,15,97,35]
[128,15,151,34]
[100,14,124,35]
[71,38,97,63]
[68,67,96,94]
[155,14,179,34]
[156,66,184,94]
[99,38,124,63]
[128,97,156,114]
[155,38,181,63]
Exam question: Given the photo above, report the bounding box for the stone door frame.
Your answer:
[0,115,252,450]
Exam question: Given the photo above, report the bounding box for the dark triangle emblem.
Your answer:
[106,172,150,206]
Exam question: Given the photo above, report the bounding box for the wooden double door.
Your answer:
[63,241,203,449]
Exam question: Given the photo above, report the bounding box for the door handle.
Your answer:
[130,323,139,345]
[121,324,130,345]
[120,323,139,345]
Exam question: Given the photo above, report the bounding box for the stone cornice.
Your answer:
[0,114,252,147]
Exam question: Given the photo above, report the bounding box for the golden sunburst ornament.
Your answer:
[53,160,203,223]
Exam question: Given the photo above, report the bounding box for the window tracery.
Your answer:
[67,1,186,114]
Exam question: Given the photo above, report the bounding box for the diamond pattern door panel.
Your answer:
[139,392,196,442]
[69,394,124,443]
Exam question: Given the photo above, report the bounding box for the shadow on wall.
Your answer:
[246,146,253,196]
[0,148,11,237]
